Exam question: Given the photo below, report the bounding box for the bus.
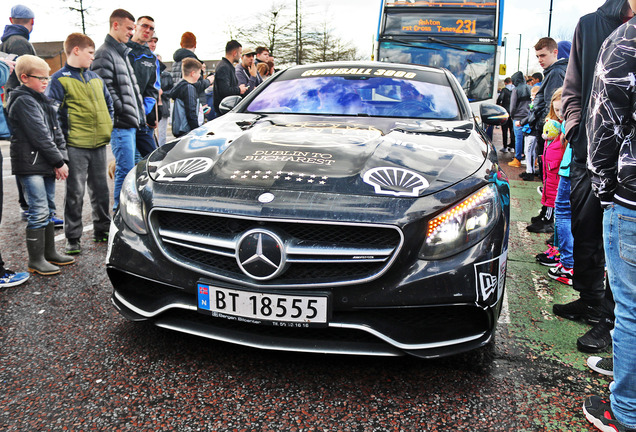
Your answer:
[375,0,504,109]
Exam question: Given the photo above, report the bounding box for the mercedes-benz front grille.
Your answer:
[148,209,403,288]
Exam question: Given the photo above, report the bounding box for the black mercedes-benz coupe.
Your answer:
[107,61,510,358]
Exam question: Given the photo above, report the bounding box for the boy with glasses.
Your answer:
[6,55,75,276]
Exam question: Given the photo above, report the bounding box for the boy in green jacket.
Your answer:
[47,33,114,254]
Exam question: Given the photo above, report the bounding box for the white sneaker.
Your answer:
[587,356,613,376]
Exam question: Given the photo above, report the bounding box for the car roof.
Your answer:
[288,61,447,75]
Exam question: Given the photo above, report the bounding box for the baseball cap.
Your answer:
[151,32,158,41]
[243,47,257,56]
[11,5,35,19]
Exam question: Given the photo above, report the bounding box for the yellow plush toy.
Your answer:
[542,119,561,142]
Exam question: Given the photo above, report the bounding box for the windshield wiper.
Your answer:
[425,37,490,55]
[382,36,490,55]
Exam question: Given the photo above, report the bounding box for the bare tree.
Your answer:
[234,3,293,57]
[307,19,360,63]
[225,2,360,67]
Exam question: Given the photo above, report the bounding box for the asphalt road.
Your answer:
[0,133,611,431]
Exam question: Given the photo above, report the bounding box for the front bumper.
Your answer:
[107,204,507,358]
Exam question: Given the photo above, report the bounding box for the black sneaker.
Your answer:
[536,246,560,266]
[519,172,535,181]
[553,299,603,324]
[93,231,109,243]
[583,395,636,432]
[527,218,554,233]
[531,206,547,224]
[577,318,614,353]
[545,233,554,246]
[66,238,81,255]
[587,356,613,376]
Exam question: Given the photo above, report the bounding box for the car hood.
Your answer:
[147,113,488,197]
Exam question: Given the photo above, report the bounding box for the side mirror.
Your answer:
[219,95,242,114]
[480,103,509,126]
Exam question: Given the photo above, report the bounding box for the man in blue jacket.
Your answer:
[127,15,159,158]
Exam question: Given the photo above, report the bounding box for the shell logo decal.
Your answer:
[155,157,214,182]
[362,167,429,197]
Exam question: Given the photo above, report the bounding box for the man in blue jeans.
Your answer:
[585,4,636,430]
[91,9,145,211]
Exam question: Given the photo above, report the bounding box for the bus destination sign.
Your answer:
[384,13,495,37]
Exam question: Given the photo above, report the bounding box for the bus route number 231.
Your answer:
[456,19,477,34]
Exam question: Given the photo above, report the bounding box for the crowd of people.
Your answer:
[0,1,635,430]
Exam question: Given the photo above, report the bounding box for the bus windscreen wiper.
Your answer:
[425,37,490,55]
[380,36,490,55]
[380,37,437,50]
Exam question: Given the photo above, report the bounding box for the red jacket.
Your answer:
[542,135,566,207]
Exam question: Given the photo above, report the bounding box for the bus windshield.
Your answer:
[378,40,495,101]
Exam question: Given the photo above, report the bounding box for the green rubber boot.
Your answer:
[44,222,75,266]
[26,227,60,275]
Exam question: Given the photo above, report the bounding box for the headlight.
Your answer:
[120,169,147,235]
[420,184,500,260]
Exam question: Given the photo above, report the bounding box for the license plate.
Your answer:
[197,284,329,326]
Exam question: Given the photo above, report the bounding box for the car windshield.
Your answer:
[245,71,459,119]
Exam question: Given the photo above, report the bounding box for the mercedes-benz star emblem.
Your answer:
[236,229,286,280]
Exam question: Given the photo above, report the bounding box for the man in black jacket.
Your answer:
[556,0,633,354]
[127,15,159,158]
[584,4,636,429]
[497,77,514,152]
[213,40,246,116]
[91,9,145,212]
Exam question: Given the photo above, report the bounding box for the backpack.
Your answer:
[171,98,189,138]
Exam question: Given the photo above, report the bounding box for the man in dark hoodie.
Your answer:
[584,2,636,427]
[496,77,515,153]
[555,0,634,356]
[518,37,568,233]
[171,32,201,83]
[171,32,208,105]
[0,5,35,93]
[509,71,532,179]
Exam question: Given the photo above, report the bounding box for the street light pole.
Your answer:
[517,34,522,72]
[503,36,507,67]
[295,0,300,64]
[548,0,554,37]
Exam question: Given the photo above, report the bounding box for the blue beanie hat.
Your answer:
[10,5,34,19]
[557,41,571,60]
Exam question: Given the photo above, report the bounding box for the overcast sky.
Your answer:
[7,0,601,73]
